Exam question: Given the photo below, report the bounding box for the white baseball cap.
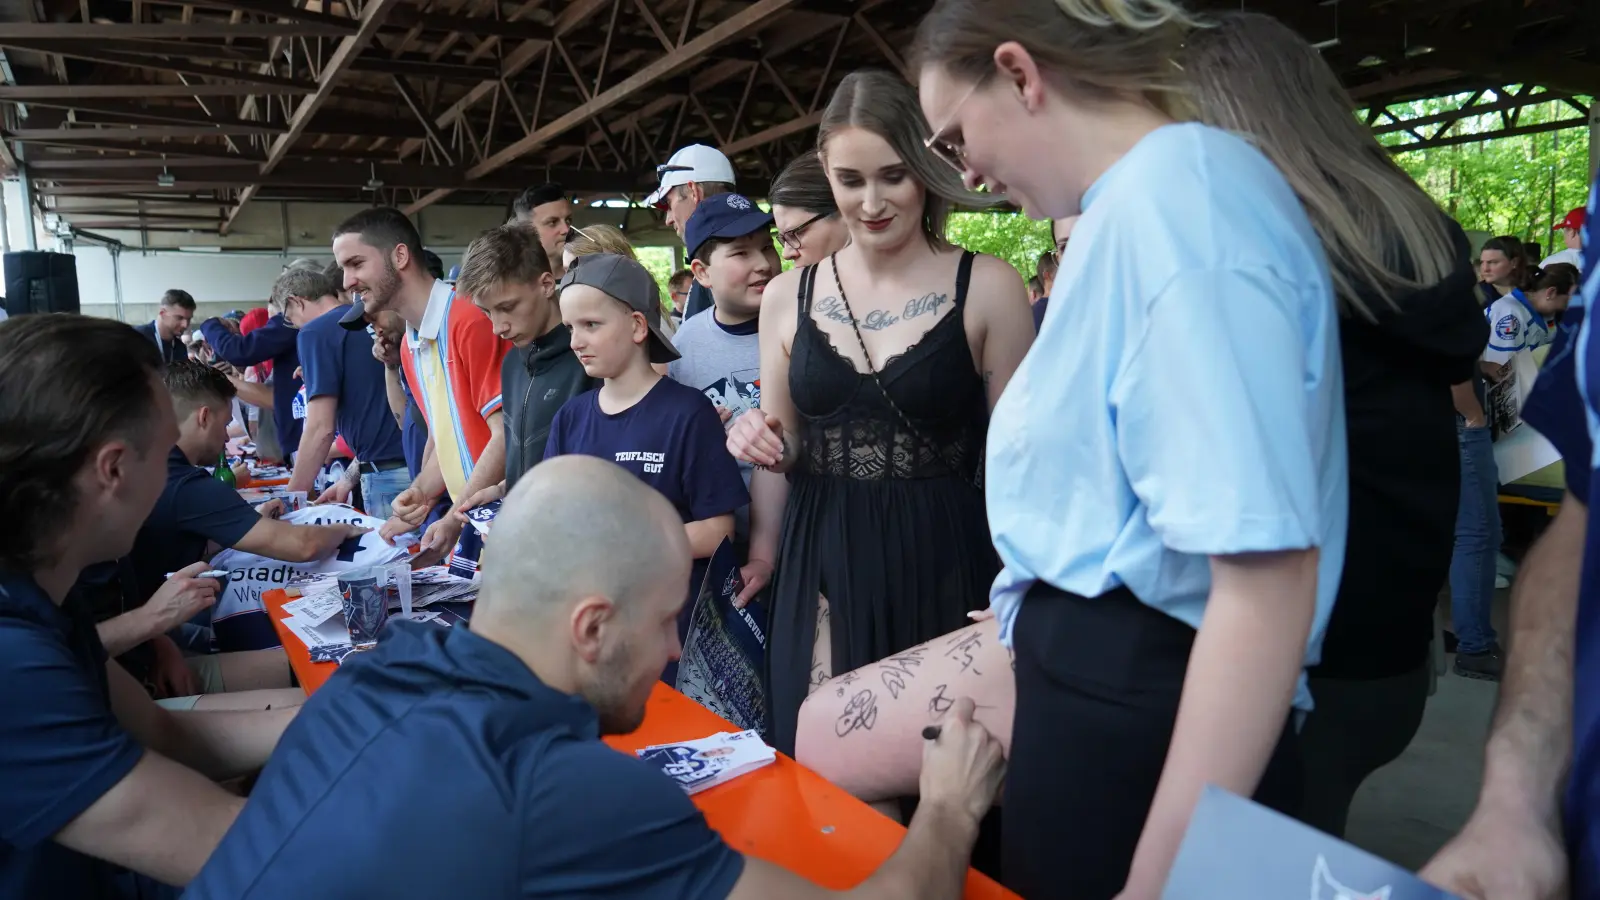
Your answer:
[644,144,737,208]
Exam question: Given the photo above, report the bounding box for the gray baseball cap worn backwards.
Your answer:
[557,252,680,364]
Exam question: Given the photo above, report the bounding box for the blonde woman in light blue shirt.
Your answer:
[911,2,1349,898]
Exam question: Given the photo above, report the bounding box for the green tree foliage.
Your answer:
[635,244,681,316]
[946,212,1055,278]
[1370,90,1594,248]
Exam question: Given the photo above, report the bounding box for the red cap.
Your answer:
[1554,207,1587,231]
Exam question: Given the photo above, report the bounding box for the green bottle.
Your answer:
[214,452,237,487]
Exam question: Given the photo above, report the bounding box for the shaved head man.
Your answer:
[190,453,1008,900]
[471,456,690,733]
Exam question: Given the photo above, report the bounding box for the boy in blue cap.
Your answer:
[669,193,782,599]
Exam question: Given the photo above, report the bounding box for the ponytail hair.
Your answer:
[1530,262,1579,296]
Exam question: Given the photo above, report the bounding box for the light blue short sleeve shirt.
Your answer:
[986,124,1348,712]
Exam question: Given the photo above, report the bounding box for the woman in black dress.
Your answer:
[726,69,1035,756]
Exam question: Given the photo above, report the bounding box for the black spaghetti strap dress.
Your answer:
[767,250,1000,755]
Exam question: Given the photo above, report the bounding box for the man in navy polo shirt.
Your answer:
[269,266,408,516]
[187,455,1007,900]
[199,295,304,462]
[1422,177,1599,897]
[129,360,368,654]
[0,315,297,898]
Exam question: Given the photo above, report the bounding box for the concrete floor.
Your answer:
[1343,590,1509,870]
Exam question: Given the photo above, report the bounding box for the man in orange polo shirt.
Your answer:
[331,207,509,563]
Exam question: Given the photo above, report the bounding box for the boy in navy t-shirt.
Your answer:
[544,253,748,662]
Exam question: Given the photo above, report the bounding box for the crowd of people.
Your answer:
[3,0,1600,898]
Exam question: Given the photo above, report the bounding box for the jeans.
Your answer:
[1450,424,1501,655]
[360,466,411,520]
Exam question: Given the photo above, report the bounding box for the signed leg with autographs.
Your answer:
[794,617,1014,802]
[808,597,832,693]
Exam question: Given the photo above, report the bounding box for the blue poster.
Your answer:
[674,539,768,735]
[1163,786,1457,900]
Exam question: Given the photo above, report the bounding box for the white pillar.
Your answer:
[16,163,35,251]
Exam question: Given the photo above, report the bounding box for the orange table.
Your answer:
[264,589,1015,897]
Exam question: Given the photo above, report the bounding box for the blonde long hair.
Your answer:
[567,223,637,260]
[1182,12,1459,320]
[910,0,1205,120]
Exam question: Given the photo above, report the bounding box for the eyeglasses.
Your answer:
[923,73,990,175]
[778,213,832,252]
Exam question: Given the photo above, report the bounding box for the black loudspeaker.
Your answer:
[2,251,80,316]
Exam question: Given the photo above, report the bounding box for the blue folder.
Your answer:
[1163,786,1458,899]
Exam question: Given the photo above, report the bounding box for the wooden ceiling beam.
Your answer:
[0,22,348,39]
[69,222,225,231]
[35,159,653,192]
[58,210,225,221]
[384,6,553,41]
[10,37,264,62]
[0,41,314,89]
[30,156,261,170]
[17,96,268,129]
[404,0,803,212]
[396,0,614,162]
[1388,115,1588,153]
[1368,88,1570,135]
[39,182,246,194]
[0,83,313,99]
[221,0,404,234]
[350,52,500,80]
[718,109,821,157]
[22,140,266,161]
[150,0,360,32]
[8,124,284,140]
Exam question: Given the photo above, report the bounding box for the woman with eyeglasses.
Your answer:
[725,69,1035,766]
[769,150,852,267]
[912,1,1347,897]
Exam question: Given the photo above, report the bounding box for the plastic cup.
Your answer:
[384,559,412,616]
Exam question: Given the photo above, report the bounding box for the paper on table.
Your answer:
[282,613,351,649]
[636,730,777,795]
[287,568,477,610]
[281,588,343,626]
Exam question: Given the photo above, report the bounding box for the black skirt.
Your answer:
[763,470,999,756]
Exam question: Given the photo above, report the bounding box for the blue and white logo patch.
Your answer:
[1495,313,1523,343]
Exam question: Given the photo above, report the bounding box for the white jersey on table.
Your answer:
[209,505,406,623]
